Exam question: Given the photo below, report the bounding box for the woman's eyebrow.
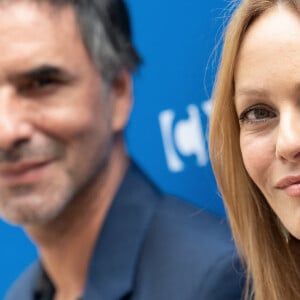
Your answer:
[235,87,269,98]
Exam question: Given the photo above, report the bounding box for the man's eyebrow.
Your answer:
[9,65,74,81]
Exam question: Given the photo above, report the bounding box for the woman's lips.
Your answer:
[275,175,300,197]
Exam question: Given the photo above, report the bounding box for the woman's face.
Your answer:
[234,5,300,239]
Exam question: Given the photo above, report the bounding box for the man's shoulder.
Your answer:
[5,261,40,300]
[145,195,236,260]
[133,196,244,300]
[123,163,239,272]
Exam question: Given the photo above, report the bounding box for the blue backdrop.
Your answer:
[0,0,230,297]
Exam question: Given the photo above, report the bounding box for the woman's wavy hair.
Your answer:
[209,0,300,299]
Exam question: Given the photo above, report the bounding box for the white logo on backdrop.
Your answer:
[158,100,212,173]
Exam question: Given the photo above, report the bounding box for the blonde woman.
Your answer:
[210,0,300,299]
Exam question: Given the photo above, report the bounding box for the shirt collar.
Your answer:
[33,265,54,300]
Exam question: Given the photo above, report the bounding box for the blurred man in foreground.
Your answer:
[1,0,243,299]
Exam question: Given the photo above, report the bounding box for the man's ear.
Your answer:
[110,70,133,132]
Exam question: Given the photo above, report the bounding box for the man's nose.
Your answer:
[276,109,300,163]
[0,95,33,151]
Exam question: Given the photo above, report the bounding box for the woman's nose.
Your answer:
[276,108,300,163]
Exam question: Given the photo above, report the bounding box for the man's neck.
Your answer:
[25,139,129,299]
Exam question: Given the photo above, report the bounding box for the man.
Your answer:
[1,0,243,299]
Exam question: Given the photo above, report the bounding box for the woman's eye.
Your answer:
[239,106,276,124]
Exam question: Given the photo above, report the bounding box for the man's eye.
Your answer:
[239,106,276,123]
[32,77,57,88]
[18,77,61,92]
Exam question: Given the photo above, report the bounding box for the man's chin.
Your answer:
[0,201,64,227]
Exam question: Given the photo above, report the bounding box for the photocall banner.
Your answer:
[0,0,231,297]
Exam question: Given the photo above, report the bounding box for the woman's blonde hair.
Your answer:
[209,0,300,299]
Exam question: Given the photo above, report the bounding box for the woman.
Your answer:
[209,0,300,299]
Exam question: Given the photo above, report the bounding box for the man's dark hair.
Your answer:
[53,0,141,81]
